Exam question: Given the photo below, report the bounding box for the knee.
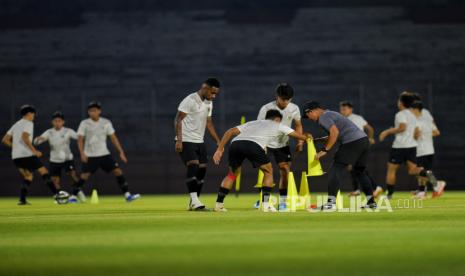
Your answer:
[261,163,273,175]
[80,173,90,181]
[278,163,290,174]
[113,168,123,176]
[187,163,199,178]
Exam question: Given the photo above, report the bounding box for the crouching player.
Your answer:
[72,101,140,202]
[2,105,69,205]
[34,111,86,202]
[212,110,310,212]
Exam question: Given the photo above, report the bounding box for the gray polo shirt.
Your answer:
[318,110,367,144]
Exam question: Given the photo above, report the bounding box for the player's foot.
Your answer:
[214,203,228,212]
[253,200,260,209]
[348,190,361,197]
[17,201,31,205]
[411,189,420,196]
[68,195,79,203]
[320,202,336,211]
[361,202,377,209]
[77,190,87,202]
[189,201,206,211]
[125,193,141,202]
[54,191,70,204]
[432,181,446,198]
[278,202,288,212]
[426,170,438,189]
[262,203,277,213]
[414,191,427,200]
[373,186,384,198]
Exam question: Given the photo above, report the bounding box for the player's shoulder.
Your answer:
[261,101,276,110]
[350,113,365,121]
[99,117,112,124]
[287,102,300,111]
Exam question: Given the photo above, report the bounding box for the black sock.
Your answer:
[387,184,395,196]
[262,186,272,203]
[20,180,32,202]
[216,187,230,203]
[279,188,287,197]
[419,169,428,177]
[186,164,199,194]
[196,167,206,196]
[116,175,129,193]
[73,178,85,195]
[42,174,58,194]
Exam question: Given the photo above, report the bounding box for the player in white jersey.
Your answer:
[174,78,221,211]
[1,105,69,205]
[339,101,377,196]
[255,83,303,211]
[376,92,442,199]
[212,110,311,212]
[33,111,86,202]
[72,101,140,202]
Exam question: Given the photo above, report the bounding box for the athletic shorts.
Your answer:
[228,140,271,171]
[417,154,434,170]
[267,146,292,164]
[334,137,369,168]
[13,156,44,171]
[178,142,207,164]
[49,160,76,177]
[389,147,417,165]
[82,155,119,174]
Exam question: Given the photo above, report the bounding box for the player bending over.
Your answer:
[376,92,442,199]
[339,101,377,196]
[71,101,140,203]
[34,111,86,202]
[302,101,377,210]
[2,105,69,205]
[212,110,310,212]
[174,78,221,211]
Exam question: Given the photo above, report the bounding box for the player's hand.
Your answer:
[119,152,128,163]
[296,142,304,152]
[213,149,224,165]
[33,150,42,158]
[369,138,376,145]
[81,153,88,163]
[379,131,388,142]
[315,151,327,161]
[304,133,313,140]
[175,141,183,153]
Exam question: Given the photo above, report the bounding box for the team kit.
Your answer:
[2,78,445,211]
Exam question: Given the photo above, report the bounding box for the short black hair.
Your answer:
[88,101,102,110]
[399,93,415,108]
[52,111,64,120]
[301,101,322,118]
[265,109,283,120]
[411,92,422,101]
[275,83,294,100]
[339,101,353,108]
[204,78,220,88]
[20,105,36,116]
[411,100,424,111]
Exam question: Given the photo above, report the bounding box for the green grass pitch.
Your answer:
[1,192,465,276]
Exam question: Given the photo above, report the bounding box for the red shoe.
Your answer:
[432,181,446,198]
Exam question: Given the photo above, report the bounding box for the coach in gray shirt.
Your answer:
[302,101,377,210]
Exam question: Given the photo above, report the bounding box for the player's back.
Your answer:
[7,119,34,159]
[232,120,293,149]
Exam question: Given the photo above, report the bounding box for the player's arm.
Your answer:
[206,116,221,145]
[78,135,87,163]
[213,127,241,165]
[22,132,41,157]
[294,119,305,152]
[110,134,127,163]
[364,123,375,144]
[432,123,440,137]
[174,111,187,153]
[1,134,12,147]
[33,131,49,146]
[414,127,421,140]
[316,125,339,160]
[288,131,311,142]
[379,123,406,142]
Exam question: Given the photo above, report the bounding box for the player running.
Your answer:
[376,92,443,199]
[302,101,377,210]
[33,111,86,202]
[71,101,140,203]
[1,105,69,205]
[212,110,311,212]
[339,101,377,196]
[254,83,303,211]
[175,78,221,211]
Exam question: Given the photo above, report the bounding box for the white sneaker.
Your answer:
[189,201,206,211]
[414,191,427,200]
[262,203,277,213]
[77,190,87,202]
[214,203,228,212]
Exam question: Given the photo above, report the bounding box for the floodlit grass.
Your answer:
[1,192,464,275]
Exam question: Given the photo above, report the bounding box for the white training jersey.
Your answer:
[38,127,78,163]
[6,119,35,160]
[232,120,295,150]
[347,113,367,131]
[392,109,418,149]
[257,101,301,148]
[416,110,437,157]
[77,117,115,157]
[176,92,213,143]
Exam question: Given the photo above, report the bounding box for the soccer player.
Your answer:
[174,78,221,211]
[376,92,442,199]
[255,83,303,210]
[301,101,377,210]
[71,101,140,202]
[33,111,86,202]
[411,101,443,198]
[212,110,310,212]
[339,101,377,196]
[1,105,69,205]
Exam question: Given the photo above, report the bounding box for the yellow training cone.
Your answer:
[286,172,298,212]
[336,190,343,210]
[298,171,311,210]
[307,139,324,176]
[91,189,99,204]
[254,169,264,188]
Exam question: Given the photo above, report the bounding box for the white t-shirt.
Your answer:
[38,127,78,163]
[416,110,437,157]
[232,120,295,150]
[257,101,301,148]
[77,117,115,157]
[176,92,213,143]
[6,119,35,160]
[347,113,367,131]
[392,109,418,149]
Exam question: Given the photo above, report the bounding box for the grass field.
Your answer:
[1,192,465,276]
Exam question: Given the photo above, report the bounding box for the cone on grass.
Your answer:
[307,139,324,176]
[336,190,343,210]
[286,172,298,212]
[91,189,99,204]
[298,171,311,210]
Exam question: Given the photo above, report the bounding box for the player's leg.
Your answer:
[351,141,377,208]
[406,159,443,197]
[65,161,86,202]
[374,148,402,198]
[259,162,276,212]
[277,161,290,209]
[103,155,140,202]
[348,166,361,196]
[71,158,96,200]
[49,162,63,191]
[383,162,399,199]
[196,143,208,197]
[17,168,33,205]
[37,165,70,203]
[214,166,240,212]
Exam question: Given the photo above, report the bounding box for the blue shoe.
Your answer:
[126,193,141,202]
[68,196,79,204]
[278,202,288,212]
[253,200,260,209]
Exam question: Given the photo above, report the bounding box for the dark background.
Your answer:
[0,0,464,196]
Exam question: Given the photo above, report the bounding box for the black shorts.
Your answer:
[228,140,271,171]
[267,146,292,164]
[389,147,417,165]
[49,160,76,177]
[82,155,119,174]
[13,156,44,171]
[417,155,434,170]
[334,137,369,168]
[178,142,207,164]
